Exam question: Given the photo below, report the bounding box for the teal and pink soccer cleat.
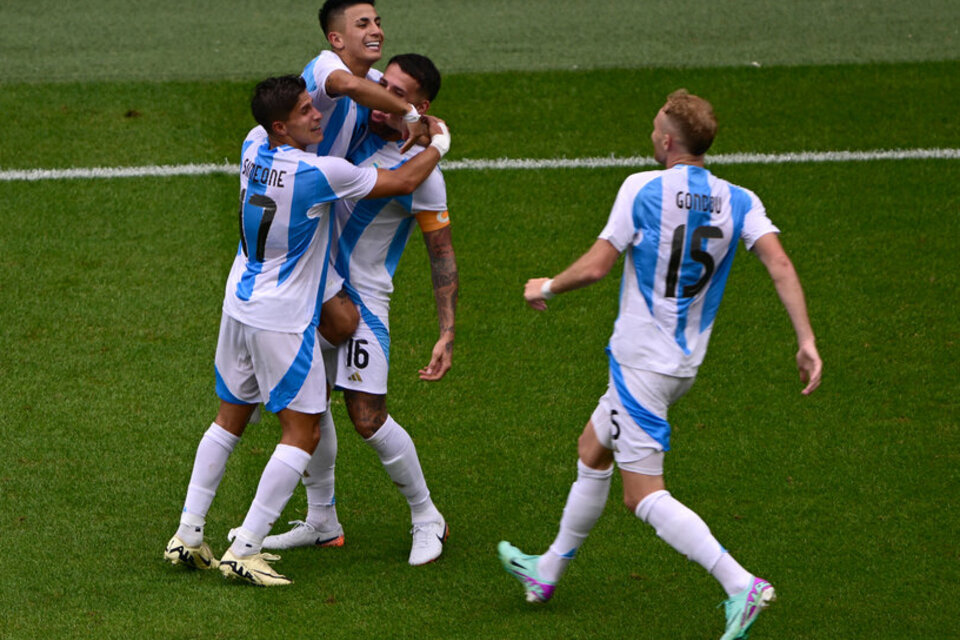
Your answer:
[719,577,776,640]
[497,540,556,603]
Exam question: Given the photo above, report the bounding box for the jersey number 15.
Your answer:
[664,224,723,298]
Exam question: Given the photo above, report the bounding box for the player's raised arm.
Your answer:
[524,239,621,311]
[418,223,458,381]
[366,117,450,199]
[317,0,430,150]
[325,69,430,151]
[751,232,823,395]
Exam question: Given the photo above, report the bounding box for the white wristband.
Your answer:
[541,278,555,300]
[429,121,451,158]
[403,104,421,124]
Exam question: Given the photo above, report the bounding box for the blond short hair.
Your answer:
[663,89,717,156]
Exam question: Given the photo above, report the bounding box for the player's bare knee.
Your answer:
[318,310,358,345]
[350,407,386,438]
[214,401,255,436]
[301,425,321,453]
[577,426,613,469]
[622,491,642,514]
[345,391,387,439]
[319,291,360,345]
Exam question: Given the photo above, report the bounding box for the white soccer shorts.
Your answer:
[214,313,328,414]
[334,314,389,395]
[590,360,695,475]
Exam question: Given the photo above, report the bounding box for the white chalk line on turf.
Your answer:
[2,148,958,182]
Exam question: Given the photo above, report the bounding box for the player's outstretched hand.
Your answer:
[400,116,431,153]
[524,277,550,311]
[419,335,453,381]
[797,340,822,395]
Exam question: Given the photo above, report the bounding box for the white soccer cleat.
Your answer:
[408,517,449,566]
[256,520,345,550]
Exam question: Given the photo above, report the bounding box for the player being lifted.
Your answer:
[263,53,457,566]
[280,0,432,377]
[282,0,443,531]
[163,74,451,586]
[498,90,822,639]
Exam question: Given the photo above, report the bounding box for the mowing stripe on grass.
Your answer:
[2,148,958,182]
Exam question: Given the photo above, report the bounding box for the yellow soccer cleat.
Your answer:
[164,535,219,570]
[218,549,292,587]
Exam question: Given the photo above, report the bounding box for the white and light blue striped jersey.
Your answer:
[301,50,381,159]
[332,134,447,324]
[600,164,779,377]
[222,126,379,333]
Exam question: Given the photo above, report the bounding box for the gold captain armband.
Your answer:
[416,210,451,232]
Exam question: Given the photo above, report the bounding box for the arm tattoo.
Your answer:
[425,227,458,336]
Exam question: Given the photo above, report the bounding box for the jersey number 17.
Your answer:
[238,188,277,263]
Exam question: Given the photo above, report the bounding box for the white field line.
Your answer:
[1,148,957,182]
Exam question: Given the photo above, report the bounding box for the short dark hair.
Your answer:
[387,53,441,102]
[251,75,307,134]
[319,0,375,35]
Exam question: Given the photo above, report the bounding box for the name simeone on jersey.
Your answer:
[243,159,287,188]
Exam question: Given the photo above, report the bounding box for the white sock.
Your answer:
[230,444,311,557]
[538,460,613,583]
[635,490,752,596]
[711,552,754,596]
[177,423,240,546]
[304,404,339,530]
[365,416,440,524]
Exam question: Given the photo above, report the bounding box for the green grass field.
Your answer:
[1,2,958,639]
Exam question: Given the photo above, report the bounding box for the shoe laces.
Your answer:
[410,522,441,548]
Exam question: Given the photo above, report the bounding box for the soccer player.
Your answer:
[163,74,452,586]
[497,90,822,639]
[299,0,432,456]
[262,54,456,566]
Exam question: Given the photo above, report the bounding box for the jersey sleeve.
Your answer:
[598,173,655,252]
[739,189,780,250]
[411,167,448,214]
[318,157,379,201]
[302,51,351,109]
